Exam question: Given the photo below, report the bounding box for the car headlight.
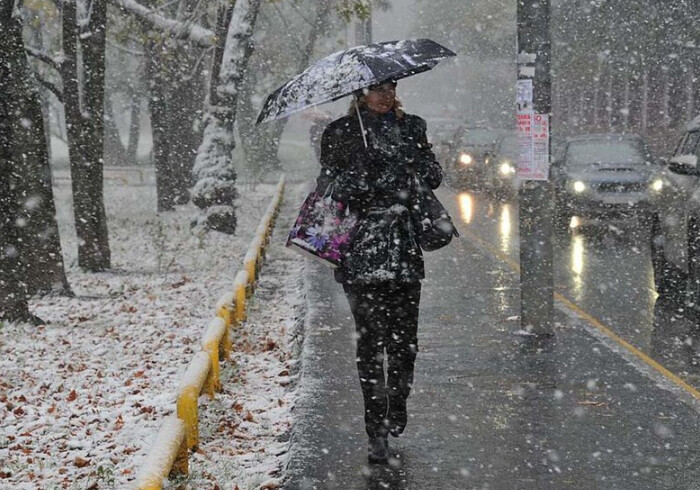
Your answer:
[459,153,473,165]
[572,181,586,193]
[499,161,516,175]
[651,178,663,192]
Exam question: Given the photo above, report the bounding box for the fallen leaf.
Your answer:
[577,400,609,408]
[74,456,90,468]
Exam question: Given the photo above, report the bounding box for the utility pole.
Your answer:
[517,0,554,336]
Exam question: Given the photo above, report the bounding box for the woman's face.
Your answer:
[363,83,396,114]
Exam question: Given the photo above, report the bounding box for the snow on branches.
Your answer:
[109,0,215,47]
[191,0,262,235]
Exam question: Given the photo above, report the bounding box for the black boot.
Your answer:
[367,433,389,464]
[388,396,407,437]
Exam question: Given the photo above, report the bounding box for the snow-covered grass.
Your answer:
[0,177,306,489]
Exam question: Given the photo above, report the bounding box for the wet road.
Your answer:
[445,188,700,389]
[284,185,700,489]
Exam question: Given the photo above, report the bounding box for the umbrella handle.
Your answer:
[353,94,369,148]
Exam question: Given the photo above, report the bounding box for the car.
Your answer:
[444,127,503,190]
[485,132,520,199]
[551,133,662,230]
[649,115,700,301]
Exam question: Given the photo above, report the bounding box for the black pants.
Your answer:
[343,281,421,437]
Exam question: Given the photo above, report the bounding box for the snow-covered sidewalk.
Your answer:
[0,178,306,489]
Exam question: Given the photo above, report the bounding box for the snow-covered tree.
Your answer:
[191,0,262,234]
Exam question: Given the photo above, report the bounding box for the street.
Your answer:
[284,186,700,489]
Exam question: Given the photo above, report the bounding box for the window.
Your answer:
[566,140,643,166]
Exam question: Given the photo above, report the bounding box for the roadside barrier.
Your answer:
[133,417,188,490]
[134,176,285,489]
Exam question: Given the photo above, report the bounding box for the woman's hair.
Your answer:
[348,91,405,118]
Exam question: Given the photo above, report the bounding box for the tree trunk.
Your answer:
[0,6,56,322]
[605,70,613,130]
[192,0,262,233]
[641,69,649,133]
[126,93,142,163]
[166,44,205,205]
[145,39,175,211]
[61,0,111,271]
[104,97,128,166]
[685,65,695,122]
[592,61,602,129]
[622,72,630,131]
[662,66,671,129]
[167,0,208,203]
[6,5,70,296]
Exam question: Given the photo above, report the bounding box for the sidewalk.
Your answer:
[283,217,700,489]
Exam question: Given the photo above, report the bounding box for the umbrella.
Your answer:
[255,38,456,127]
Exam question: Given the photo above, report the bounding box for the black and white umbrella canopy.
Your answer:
[255,39,456,125]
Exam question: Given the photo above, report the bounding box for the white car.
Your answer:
[650,115,700,301]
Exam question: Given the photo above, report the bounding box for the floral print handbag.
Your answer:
[286,187,358,268]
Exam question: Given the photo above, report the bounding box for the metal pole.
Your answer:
[517,0,554,336]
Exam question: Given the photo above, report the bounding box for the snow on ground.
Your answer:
[0,174,306,489]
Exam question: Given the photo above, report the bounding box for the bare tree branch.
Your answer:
[25,47,64,71]
[33,74,64,104]
[109,0,215,47]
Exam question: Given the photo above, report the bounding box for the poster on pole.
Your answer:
[531,113,550,181]
[516,80,550,181]
[516,80,534,179]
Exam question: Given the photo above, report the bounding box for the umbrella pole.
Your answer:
[353,94,369,148]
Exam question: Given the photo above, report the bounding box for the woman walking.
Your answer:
[316,80,442,464]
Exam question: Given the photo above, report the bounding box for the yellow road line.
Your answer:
[462,228,700,402]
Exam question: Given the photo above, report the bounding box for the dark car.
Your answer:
[649,116,700,301]
[552,134,662,230]
[445,127,503,190]
[485,133,520,199]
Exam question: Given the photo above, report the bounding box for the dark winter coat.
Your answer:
[316,107,442,284]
